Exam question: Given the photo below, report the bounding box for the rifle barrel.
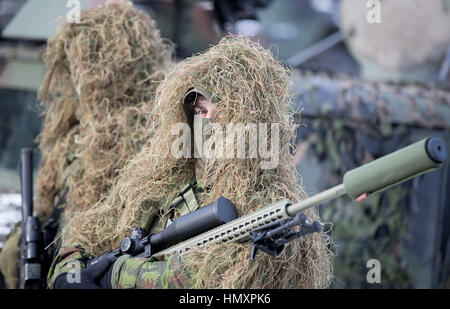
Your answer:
[287,184,346,216]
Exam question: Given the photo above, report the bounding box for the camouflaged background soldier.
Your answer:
[0,1,173,289]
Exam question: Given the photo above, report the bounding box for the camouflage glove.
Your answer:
[111,254,191,289]
[53,253,115,289]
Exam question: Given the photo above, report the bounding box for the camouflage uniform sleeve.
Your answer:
[47,247,86,288]
[111,254,192,289]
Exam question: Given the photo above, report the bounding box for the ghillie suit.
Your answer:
[36,0,173,220]
[62,36,332,289]
[0,0,173,289]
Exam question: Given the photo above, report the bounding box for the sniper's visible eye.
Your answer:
[193,96,217,119]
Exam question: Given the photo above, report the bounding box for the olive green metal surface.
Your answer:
[343,138,444,200]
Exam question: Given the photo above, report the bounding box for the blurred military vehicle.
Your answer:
[293,71,450,288]
[291,0,450,288]
[0,0,449,288]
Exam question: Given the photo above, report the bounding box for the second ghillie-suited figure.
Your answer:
[51,36,333,289]
[0,0,173,289]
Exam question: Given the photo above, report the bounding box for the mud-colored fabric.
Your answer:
[173,183,200,217]
[0,224,21,289]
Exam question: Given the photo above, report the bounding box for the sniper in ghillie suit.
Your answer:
[0,0,449,293]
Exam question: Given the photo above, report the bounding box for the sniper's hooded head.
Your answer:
[147,35,296,184]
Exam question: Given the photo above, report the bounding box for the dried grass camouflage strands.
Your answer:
[35,0,173,218]
[65,36,333,288]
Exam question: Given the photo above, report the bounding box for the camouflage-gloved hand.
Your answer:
[50,248,192,289]
[111,254,191,289]
[53,254,116,289]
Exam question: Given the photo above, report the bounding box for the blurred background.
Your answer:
[0,0,449,288]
